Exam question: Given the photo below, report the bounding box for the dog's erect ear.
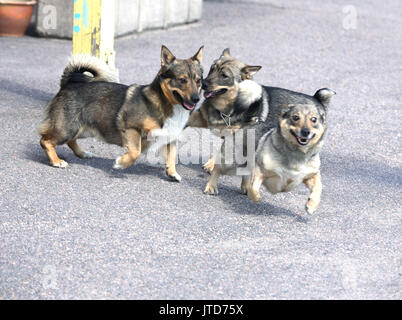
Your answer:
[191,46,204,64]
[161,45,176,68]
[220,48,231,58]
[314,88,336,108]
[241,65,262,80]
[280,104,294,119]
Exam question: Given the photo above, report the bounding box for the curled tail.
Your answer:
[60,54,119,87]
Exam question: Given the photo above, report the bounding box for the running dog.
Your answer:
[39,45,203,181]
[247,97,333,214]
[187,49,335,213]
[186,48,265,173]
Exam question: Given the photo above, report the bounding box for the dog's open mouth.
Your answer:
[291,130,315,146]
[173,91,196,111]
[204,88,227,99]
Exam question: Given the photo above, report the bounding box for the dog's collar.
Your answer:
[254,117,263,124]
[218,88,267,127]
[220,111,233,127]
[221,112,263,127]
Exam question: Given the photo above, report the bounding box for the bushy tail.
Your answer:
[60,54,119,87]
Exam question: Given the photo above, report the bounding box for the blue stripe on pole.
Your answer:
[83,0,89,28]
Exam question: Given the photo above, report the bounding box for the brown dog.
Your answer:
[186,48,263,173]
[39,46,204,181]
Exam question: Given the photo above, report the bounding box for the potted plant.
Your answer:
[0,0,37,37]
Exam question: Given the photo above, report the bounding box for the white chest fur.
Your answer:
[271,166,315,193]
[148,104,190,152]
[260,152,319,194]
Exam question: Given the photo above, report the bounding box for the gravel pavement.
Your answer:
[0,0,401,299]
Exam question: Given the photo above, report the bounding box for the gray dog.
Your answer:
[189,48,335,213]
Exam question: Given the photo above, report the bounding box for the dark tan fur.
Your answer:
[187,48,261,130]
[39,46,203,181]
[187,48,261,176]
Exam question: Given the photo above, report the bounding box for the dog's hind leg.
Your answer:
[303,172,322,214]
[40,136,68,168]
[113,129,141,169]
[165,142,181,182]
[67,139,94,159]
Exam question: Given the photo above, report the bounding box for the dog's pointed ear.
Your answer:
[220,48,231,58]
[192,46,204,64]
[314,88,336,108]
[241,65,262,80]
[161,45,176,68]
[280,104,293,119]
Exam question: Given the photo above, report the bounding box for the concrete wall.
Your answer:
[35,0,202,39]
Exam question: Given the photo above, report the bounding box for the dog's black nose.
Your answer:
[301,128,310,137]
[191,94,200,104]
[202,79,209,90]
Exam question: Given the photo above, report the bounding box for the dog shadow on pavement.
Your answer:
[24,145,306,222]
[24,145,167,180]
[180,164,307,222]
[1,78,54,103]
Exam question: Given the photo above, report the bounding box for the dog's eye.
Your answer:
[311,117,317,123]
[196,79,202,86]
[292,115,300,121]
[221,73,228,79]
[179,78,187,84]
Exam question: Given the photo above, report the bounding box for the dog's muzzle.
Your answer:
[173,91,197,110]
[203,88,227,99]
[290,130,315,146]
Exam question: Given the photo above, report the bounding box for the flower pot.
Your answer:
[0,0,37,37]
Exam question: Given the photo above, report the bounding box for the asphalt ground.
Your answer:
[0,0,401,299]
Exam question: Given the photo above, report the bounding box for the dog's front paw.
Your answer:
[167,172,182,182]
[165,166,182,182]
[305,205,316,214]
[305,199,319,214]
[202,158,215,174]
[113,157,125,170]
[52,159,68,168]
[248,190,261,203]
[204,183,219,195]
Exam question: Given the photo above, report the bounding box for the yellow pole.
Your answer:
[72,0,116,68]
[99,0,116,67]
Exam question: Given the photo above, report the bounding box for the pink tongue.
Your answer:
[204,92,213,99]
[183,102,195,110]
